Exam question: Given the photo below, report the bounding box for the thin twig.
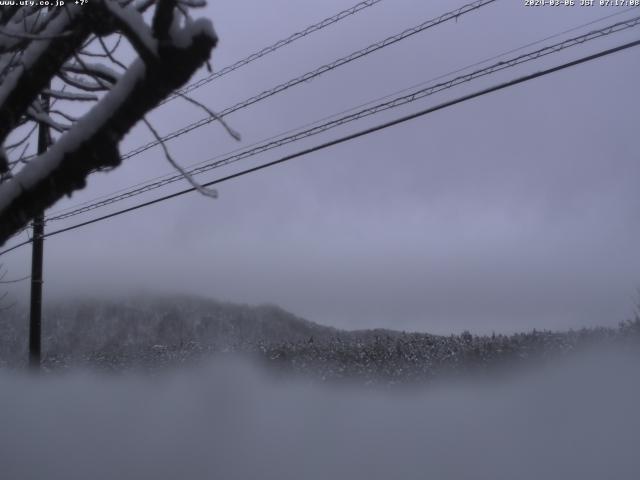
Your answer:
[142,118,218,198]
[176,92,241,141]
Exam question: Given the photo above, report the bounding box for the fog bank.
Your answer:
[1,349,638,480]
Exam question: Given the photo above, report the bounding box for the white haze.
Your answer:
[1,349,638,480]
[3,1,640,334]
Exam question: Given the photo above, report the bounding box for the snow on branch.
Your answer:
[63,60,122,84]
[143,116,218,198]
[0,1,218,245]
[0,5,88,149]
[104,0,158,63]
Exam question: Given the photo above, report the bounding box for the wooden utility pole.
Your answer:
[28,215,44,369]
[29,93,49,370]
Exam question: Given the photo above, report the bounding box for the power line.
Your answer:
[2,1,386,167]
[4,0,491,223]
[163,0,385,103]
[2,37,637,258]
[0,275,30,284]
[47,15,640,221]
[121,0,498,160]
[372,6,639,107]
[45,15,640,223]
[46,7,638,220]
[22,0,498,223]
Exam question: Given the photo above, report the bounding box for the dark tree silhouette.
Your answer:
[0,1,220,245]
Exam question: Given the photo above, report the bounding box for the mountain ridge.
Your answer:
[1,293,344,356]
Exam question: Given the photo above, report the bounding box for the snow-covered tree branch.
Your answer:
[0,1,218,245]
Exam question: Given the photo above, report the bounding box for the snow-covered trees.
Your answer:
[0,1,218,245]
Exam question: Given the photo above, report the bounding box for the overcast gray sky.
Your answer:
[2,0,639,334]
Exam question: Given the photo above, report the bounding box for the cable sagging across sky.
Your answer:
[2,36,638,258]
[45,7,638,220]
[163,0,385,103]
[45,15,640,223]
[122,0,498,160]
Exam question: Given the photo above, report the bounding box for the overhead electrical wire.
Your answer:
[2,0,385,168]
[164,0,386,103]
[20,0,500,223]
[122,0,498,160]
[2,37,638,258]
[46,6,638,220]
[0,275,30,284]
[44,15,640,223]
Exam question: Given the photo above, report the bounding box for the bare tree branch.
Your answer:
[143,117,218,198]
[0,6,91,154]
[176,92,241,141]
[104,1,158,64]
[0,1,218,244]
[153,0,177,43]
[62,60,122,84]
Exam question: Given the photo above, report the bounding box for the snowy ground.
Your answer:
[1,348,638,480]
